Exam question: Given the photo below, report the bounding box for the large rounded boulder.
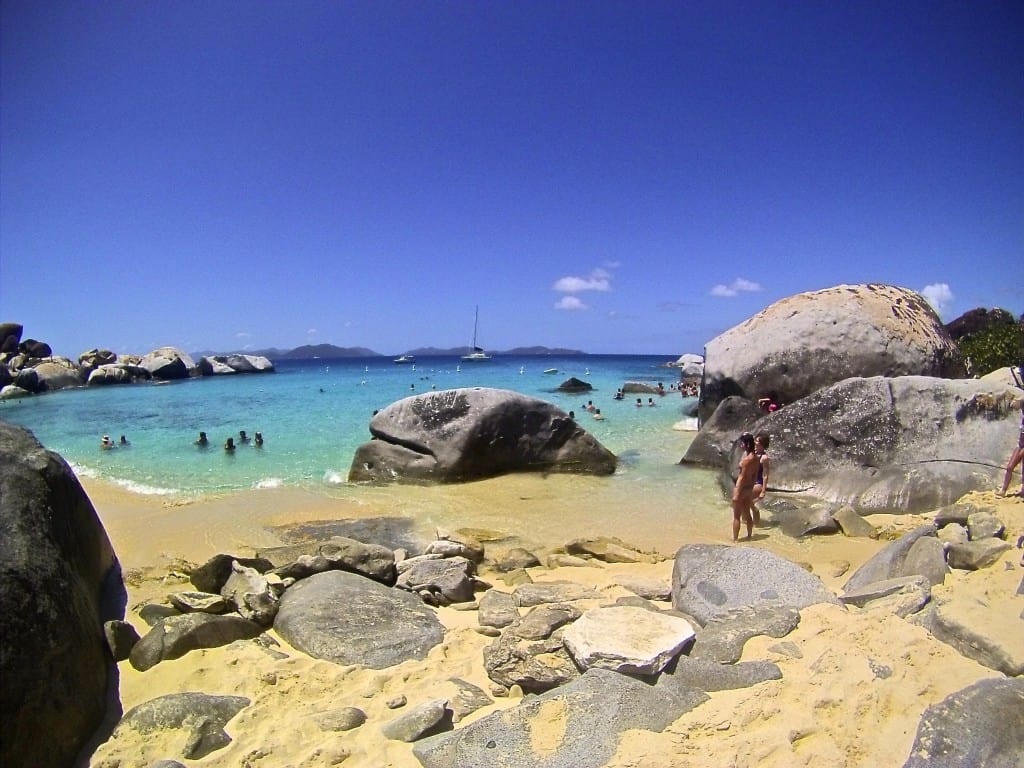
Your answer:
[0,322,22,355]
[699,284,964,423]
[349,388,617,484]
[140,346,198,380]
[0,421,123,768]
[728,376,1021,512]
[32,356,84,392]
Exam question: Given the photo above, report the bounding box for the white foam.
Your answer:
[673,417,699,432]
[253,477,283,490]
[111,477,179,496]
[322,470,346,486]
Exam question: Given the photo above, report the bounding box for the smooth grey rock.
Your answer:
[910,605,1024,676]
[679,395,763,468]
[843,525,946,591]
[564,537,657,564]
[775,503,841,538]
[167,590,228,614]
[664,656,782,691]
[395,555,476,605]
[478,589,519,629]
[139,603,180,626]
[689,605,801,664]
[413,667,709,768]
[902,678,1024,767]
[104,619,141,661]
[381,698,451,742]
[511,604,581,640]
[426,537,484,562]
[273,570,444,668]
[966,512,1005,541]
[114,692,249,760]
[833,506,876,538]
[946,539,1012,571]
[129,613,263,671]
[698,284,963,424]
[514,581,601,607]
[614,575,671,601]
[937,523,969,545]
[448,678,492,723]
[493,547,541,572]
[0,422,122,768]
[316,707,367,732]
[483,631,580,693]
[139,347,197,380]
[840,575,931,617]
[562,606,695,674]
[189,554,274,594]
[221,561,279,626]
[349,388,617,484]
[671,544,838,625]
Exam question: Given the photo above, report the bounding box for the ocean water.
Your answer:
[0,354,703,499]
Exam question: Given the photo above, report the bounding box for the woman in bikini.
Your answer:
[998,399,1024,497]
[732,432,759,541]
[749,432,771,527]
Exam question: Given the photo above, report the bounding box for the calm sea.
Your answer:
[0,354,706,499]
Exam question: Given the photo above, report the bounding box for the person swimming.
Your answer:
[239,430,250,444]
[254,431,264,447]
[195,431,209,447]
[224,437,236,452]
[100,434,114,450]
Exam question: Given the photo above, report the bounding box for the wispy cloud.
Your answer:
[306,328,318,336]
[921,283,954,317]
[555,296,588,311]
[710,278,762,297]
[552,268,612,293]
[235,331,252,339]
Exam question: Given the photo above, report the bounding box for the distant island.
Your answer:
[194,344,587,361]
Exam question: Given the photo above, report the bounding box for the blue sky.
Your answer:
[1,2,1021,357]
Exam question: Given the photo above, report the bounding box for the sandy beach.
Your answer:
[84,477,1024,768]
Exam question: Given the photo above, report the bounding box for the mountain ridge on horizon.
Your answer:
[194,343,589,361]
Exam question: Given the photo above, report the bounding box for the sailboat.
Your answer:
[461,306,491,362]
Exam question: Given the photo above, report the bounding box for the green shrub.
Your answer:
[958,318,1023,377]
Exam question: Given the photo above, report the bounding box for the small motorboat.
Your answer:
[394,354,415,364]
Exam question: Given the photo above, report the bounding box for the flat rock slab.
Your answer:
[113,692,250,760]
[274,570,444,668]
[513,581,601,607]
[902,677,1024,767]
[562,606,695,674]
[843,525,947,590]
[129,613,264,671]
[689,605,800,664]
[671,544,839,625]
[413,667,709,768]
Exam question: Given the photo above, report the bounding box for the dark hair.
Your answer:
[739,433,756,452]
[755,431,771,448]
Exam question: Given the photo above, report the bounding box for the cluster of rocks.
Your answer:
[0,323,273,400]
[97,499,1021,767]
[683,284,1023,513]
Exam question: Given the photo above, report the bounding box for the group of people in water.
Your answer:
[194,429,264,451]
[99,434,129,449]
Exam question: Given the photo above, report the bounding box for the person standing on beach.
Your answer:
[732,433,758,541]
[998,399,1024,497]
[749,432,771,526]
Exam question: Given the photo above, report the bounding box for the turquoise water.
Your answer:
[1,354,699,498]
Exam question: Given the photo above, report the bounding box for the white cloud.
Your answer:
[552,268,612,293]
[555,296,588,311]
[921,283,954,316]
[235,331,252,339]
[710,278,762,297]
[307,328,318,336]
